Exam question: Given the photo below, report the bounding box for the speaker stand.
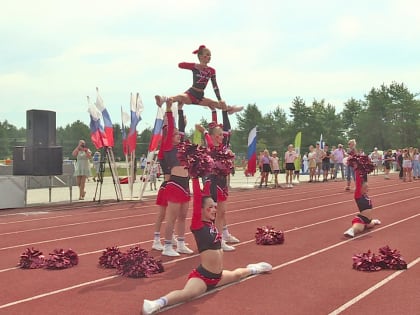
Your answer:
[93,147,123,202]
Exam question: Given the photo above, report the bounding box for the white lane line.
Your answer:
[0,275,119,309]
[328,257,420,315]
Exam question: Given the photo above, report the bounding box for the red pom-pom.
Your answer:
[348,154,375,176]
[378,245,407,270]
[115,246,164,278]
[209,146,235,176]
[99,246,123,269]
[255,226,284,245]
[352,250,383,272]
[18,248,46,269]
[45,248,79,269]
[177,140,214,178]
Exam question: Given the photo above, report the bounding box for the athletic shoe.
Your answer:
[142,299,161,315]
[345,186,350,191]
[371,219,381,225]
[247,262,272,274]
[176,244,194,254]
[152,240,163,251]
[221,240,235,251]
[344,228,354,238]
[224,234,240,243]
[227,105,244,115]
[162,246,180,257]
[154,95,166,107]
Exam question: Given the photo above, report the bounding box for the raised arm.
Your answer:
[354,169,362,199]
[190,178,203,230]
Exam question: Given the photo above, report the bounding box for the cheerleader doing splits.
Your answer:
[155,45,243,114]
[142,177,272,314]
[344,168,381,238]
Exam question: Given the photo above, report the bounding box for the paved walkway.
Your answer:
[25,171,314,206]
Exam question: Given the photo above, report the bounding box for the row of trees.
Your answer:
[1,82,419,161]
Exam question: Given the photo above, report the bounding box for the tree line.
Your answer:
[1,82,419,161]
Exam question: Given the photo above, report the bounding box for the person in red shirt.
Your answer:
[155,45,242,114]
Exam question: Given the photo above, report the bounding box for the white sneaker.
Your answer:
[247,262,272,274]
[162,246,180,257]
[224,234,240,243]
[221,240,235,251]
[176,244,194,254]
[152,240,163,251]
[142,299,161,315]
[154,95,167,107]
[371,219,381,225]
[344,228,354,238]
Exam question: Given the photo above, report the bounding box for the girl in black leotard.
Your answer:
[155,45,243,114]
[142,175,272,314]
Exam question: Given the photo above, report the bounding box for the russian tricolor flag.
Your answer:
[126,93,144,154]
[148,106,165,152]
[88,101,108,149]
[246,126,257,176]
[94,87,114,147]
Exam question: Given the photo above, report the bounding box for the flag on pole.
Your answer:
[192,130,202,145]
[319,134,324,149]
[246,126,257,176]
[94,87,114,147]
[87,97,108,149]
[294,131,302,170]
[148,107,165,152]
[126,93,144,154]
[121,106,130,156]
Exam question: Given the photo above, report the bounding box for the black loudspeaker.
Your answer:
[13,146,63,176]
[26,110,56,147]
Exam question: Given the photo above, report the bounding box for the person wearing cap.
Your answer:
[270,151,281,188]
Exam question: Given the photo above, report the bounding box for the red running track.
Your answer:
[0,174,419,315]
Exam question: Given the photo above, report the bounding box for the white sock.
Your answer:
[157,297,167,307]
[153,232,160,241]
[222,226,230,238]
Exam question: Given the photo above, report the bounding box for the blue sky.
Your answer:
[1,0,419,132]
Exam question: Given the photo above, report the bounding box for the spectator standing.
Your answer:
[72,140,92,200]
[270,151,281,188]
[284,144,298,188]
[412,148,419,180]
[308,145,316,182]
[259,149,271,188]
[332,144,345,180]
[383,149,393,179]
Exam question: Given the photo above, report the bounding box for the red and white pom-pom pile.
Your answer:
[98,246,123,269]
[45,248,79,270]
[377,245,407,270]
[115,246,164,278]
[352,246,407,272]
[255,226,285,245]
[352,250,382,272]
[18,248,46,269]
